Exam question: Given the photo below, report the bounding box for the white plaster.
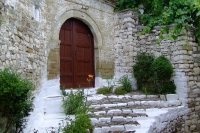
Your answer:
[166,94,179,101]
[24,78,64,132]
[173,70,188,105]
[148,106,189,133]
[114,72,138,90]
[5,0,16,7]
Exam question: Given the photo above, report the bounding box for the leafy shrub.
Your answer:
[118,75,132,92]
[62,89,85,115]
[151,56,174,80]
[62,89,93,133]
[159,81,176,94]
[133,53,155,90]
[133,54,176,94]
[0,68,34,133]
[62,106,93,133]
[149,56,174,94]
[114,87,127,95]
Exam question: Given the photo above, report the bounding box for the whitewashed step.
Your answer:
[43,113,66,120]
[43,96,64,114]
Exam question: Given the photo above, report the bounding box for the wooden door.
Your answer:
[60,18,94,88]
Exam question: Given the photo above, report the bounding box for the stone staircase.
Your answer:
[24,80,183,133]
[86,94,182,133]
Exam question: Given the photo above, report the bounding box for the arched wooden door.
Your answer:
[59,18,94,88]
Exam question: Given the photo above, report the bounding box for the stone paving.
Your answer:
[24,79,183,133]
[86,94,182,133]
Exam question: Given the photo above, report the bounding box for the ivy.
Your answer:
[115,0,200,45]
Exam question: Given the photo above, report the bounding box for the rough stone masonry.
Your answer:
[0,0,199,132]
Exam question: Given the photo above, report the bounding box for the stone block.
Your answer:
[99,117,111,122]
[112,116,126,122]
[110,125,124,131]
[101,62,114,69]
[122,109,132,114]
[90,118,99,125]
[125,124,138,131]
[93,128,102,133]
[94,111,106,116]
[107,109,122,115]
[166,94,179,101]
[101,126,110,133]
[193,67,200,75]
[182,45,193,51]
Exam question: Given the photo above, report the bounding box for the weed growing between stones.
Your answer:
[61,89,93,133]
[0,68,34,133]
[61,106,93,133]
[118,75,132,93]
[62,89,85,115]
[114,87,127,95]
[97,78,114,95]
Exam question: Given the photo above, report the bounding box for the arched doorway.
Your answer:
[59,18,95,88]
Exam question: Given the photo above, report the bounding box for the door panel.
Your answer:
[60,18,94,88]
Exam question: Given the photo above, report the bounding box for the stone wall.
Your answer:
[114,10,200,132]
[46,0,116,80]
[0,0,116,86]
[0,0,200,132]
[0,0,47,86]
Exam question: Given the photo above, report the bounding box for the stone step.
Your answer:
[88,109,148,118]
[43,96,64,114]
[88,100,181,111]
[90,115,141,126]
[93,125,136,133]
[87,95,165,104]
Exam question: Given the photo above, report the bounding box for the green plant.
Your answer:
[133,54,176,94]
[118,75,132,92]
[62,106,93,133]
[133,53,155,90]
[159,81,176,94]
[142,87,148,97]
[97,87,112,95]
[149,56,174,93]
[0,68,34,133]
[61,88,93,133]
[115,0,200,45]
[62,89,85,115]
[97,78,114,95]
[114,87,127,95]
[151,56,174,80]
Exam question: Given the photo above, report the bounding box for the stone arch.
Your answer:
[47,9,102,80]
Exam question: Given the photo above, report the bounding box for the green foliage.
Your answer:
[115,0,200,45]
[118,75,132,92]
[62,105,93,133]
[151,56,174,80]
[97,87,113,95]
[61,89,93,133]
[97,79,114,95]
[0,68,34,133]
[115,0,139,11]
[62,89,85,115]
[133,54,176,94]
[149,56,174,93]
[114,87,127,95]
[159,81,176,94]
[133,53,155,90]
[142,87,148,97]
